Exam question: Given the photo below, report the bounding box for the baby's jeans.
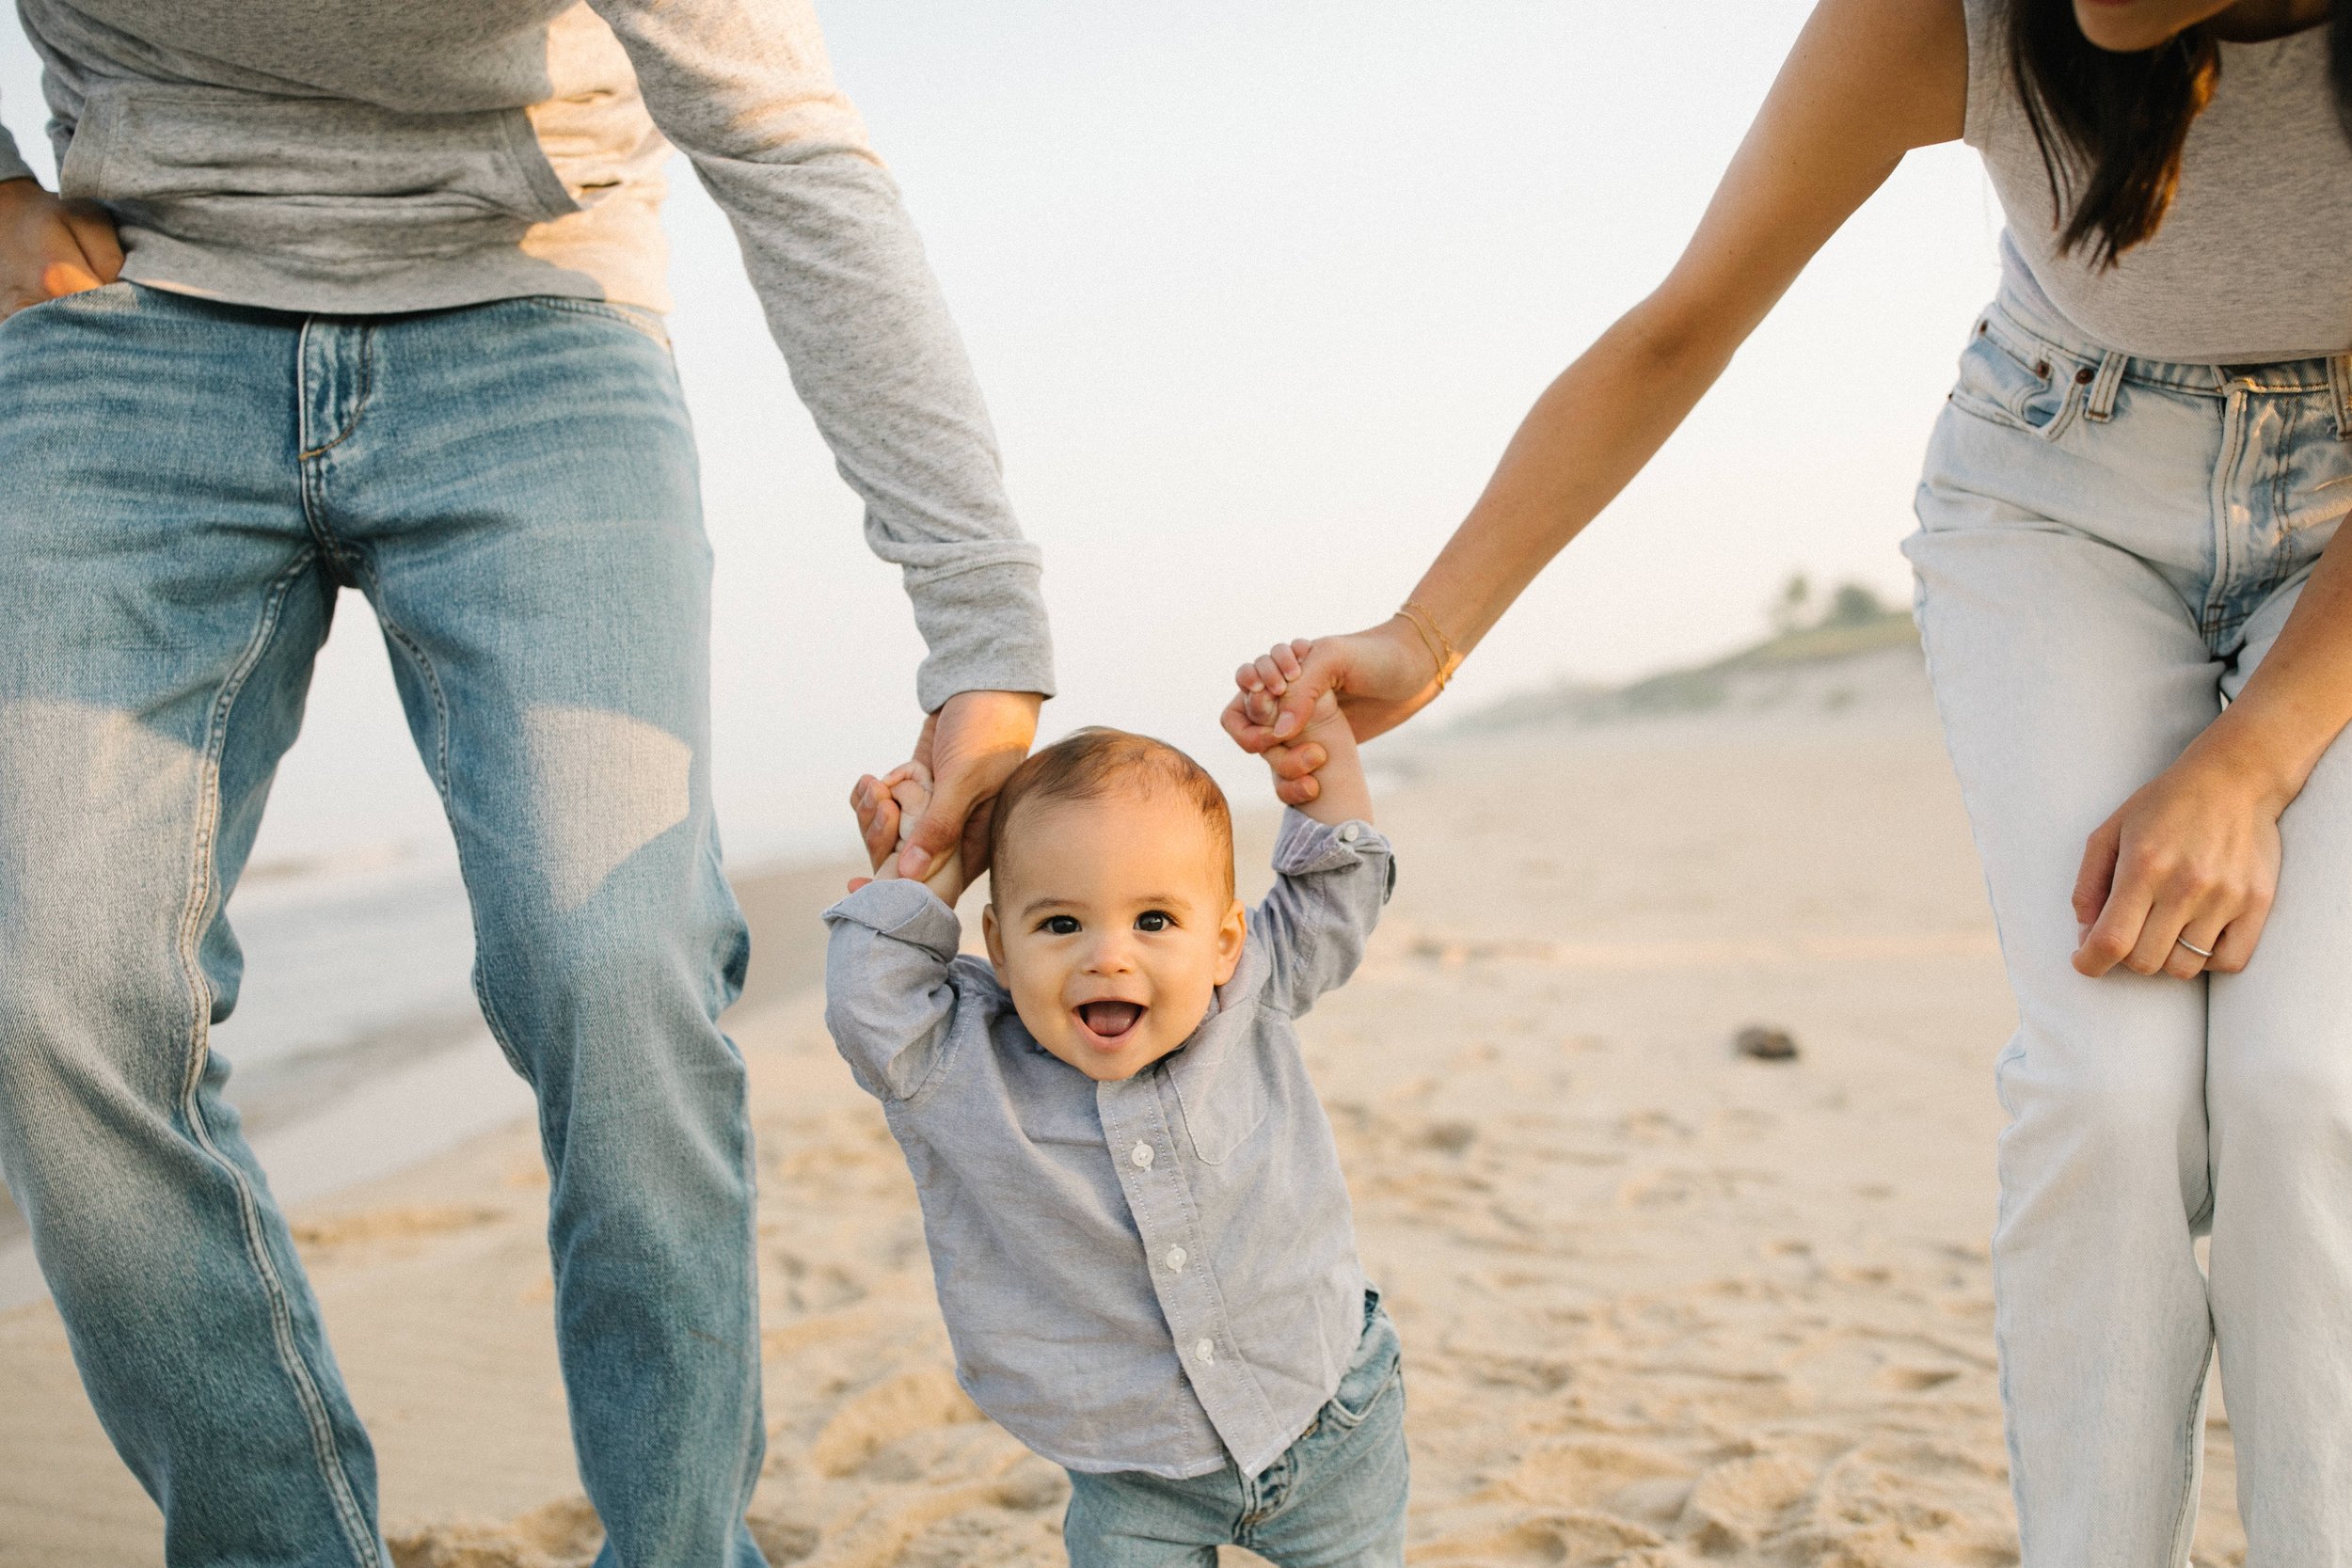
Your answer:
[1063,1295,1407,1568]
[1908,278,2352,1567]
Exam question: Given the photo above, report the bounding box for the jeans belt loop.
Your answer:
[2084,350,2127,424]
[2330,354,2352,441]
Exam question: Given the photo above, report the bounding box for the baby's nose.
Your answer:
[1082,933,1137,972]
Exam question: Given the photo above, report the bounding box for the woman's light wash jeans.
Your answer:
[0,284,766,1568]
[1910,278,2352,1566]
[1063,1294,1407,1568]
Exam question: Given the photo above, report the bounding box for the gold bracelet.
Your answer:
[1393,609,1444,687]
[1397,599,1462,691]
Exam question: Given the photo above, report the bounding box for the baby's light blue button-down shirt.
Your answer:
[821,810,1394,1480]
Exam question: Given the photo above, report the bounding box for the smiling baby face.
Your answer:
[981,734,1245,1083]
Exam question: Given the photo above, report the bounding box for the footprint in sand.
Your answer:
[773,1250,870,1313]
[1472,1440,1694,1523]
[388,1496,601,1568]
[1678,1449,1818,1554]
[807,1367,988,1479]
[1414,1119,1478,1155]
[1415,1509,1667,1565]
[1766,1440,2016,1566]
[743,1513,820,1565]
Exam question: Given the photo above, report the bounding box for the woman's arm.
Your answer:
[1225,0,1967,791]
[2074,531,2352,979]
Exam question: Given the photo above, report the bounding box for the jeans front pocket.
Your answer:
[526,296,675,350]
[1948,321,2082,442]
[1322,1300,1403,1432]
[0,279,141,333]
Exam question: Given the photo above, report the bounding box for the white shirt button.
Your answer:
[1196,1338,1216,1365]
[1130,1142,1154,1169]
[1166,1245,1187,1272]
[1338,822,1361,843]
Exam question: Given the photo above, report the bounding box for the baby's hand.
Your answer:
[1295,687,1351,750]
[1226,639,1332,794]
[1229,640,1374,825]
[848,763,967,904]
[1268,689,1354,804]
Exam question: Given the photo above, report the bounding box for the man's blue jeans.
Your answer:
[0,284,767,1568]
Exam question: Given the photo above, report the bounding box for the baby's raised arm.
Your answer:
[1234,656,1392,1014]
[822,877,962,1102]
[824,763,969,1101]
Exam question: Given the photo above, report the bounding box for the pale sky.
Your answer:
[3,3,2002,869]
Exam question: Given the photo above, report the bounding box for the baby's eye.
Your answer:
[1135,911,1174,933]
[1040,914,1081,936]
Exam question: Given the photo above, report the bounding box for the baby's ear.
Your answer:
[1214,898,1248,985]
[981,902,1009,977]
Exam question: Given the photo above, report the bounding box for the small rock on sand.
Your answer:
[1734,1024,1799,1061]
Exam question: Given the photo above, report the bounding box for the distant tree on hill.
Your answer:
[1769,573,1813,635]
[1824,580,1887,627]
[1767,574,1891,638]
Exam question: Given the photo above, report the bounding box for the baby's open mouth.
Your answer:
[1076,1000,1145,1041]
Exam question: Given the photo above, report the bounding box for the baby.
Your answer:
[821,687,1405,1567]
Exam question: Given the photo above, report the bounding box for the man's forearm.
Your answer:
[716,147,1054,708]
[590,0,1055,708]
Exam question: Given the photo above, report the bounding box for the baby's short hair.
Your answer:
[988,727,1234,897]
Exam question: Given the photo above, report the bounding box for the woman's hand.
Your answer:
[2073,506,2352,981]
[2072,750,2286,980]
[0,179,123,321]
[1219,619,1440,806]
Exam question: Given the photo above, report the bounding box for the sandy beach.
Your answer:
[0,647,2249,1567]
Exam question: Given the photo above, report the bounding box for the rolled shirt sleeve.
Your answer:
[1249,809,1396,1018]
[822,878,967,1101]
[585,0,1054,711]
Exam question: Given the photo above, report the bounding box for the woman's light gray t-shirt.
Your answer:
[1963,0,2352,363]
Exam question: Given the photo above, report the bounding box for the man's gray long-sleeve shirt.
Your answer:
[821,811,1396,1480]
[0,0,1051,708]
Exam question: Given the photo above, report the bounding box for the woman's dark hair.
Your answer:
[2005,0,2352,268]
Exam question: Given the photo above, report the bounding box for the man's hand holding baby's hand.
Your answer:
[849,687,1039,903]
[849,763,968,905]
